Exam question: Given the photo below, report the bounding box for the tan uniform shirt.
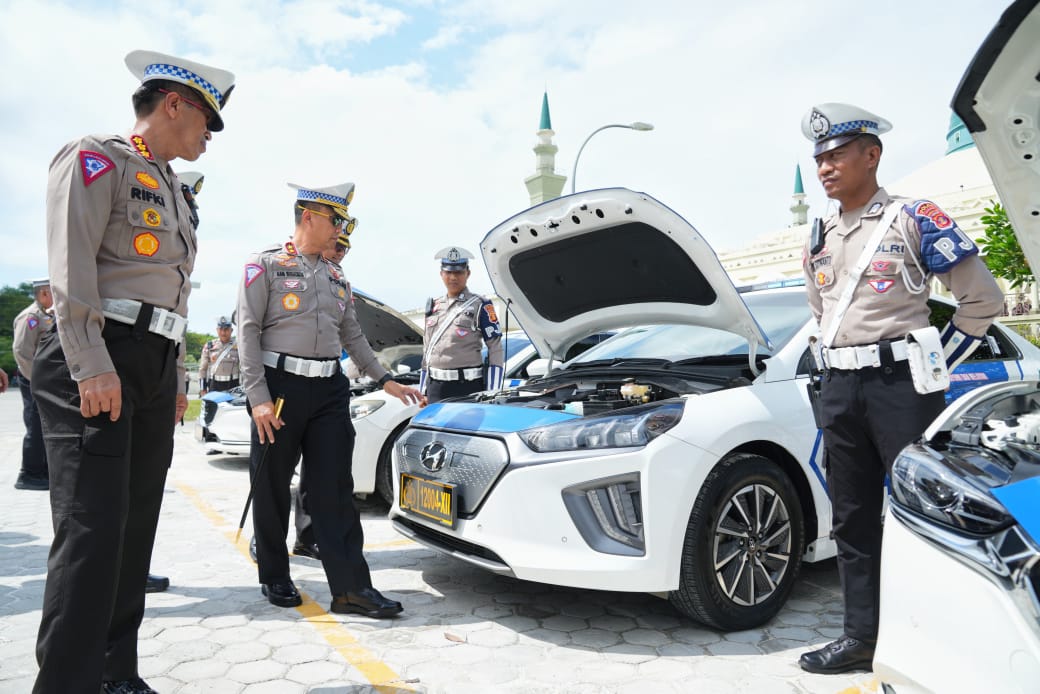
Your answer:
[12,301,55,380]
[46,133,196,384]
[803,188,1003,347]
[198,337,240,383]
[422,291,504,370]
[237,242,390,406]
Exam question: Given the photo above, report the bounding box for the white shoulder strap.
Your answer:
[423,295,483,365]
[822,202,902,348]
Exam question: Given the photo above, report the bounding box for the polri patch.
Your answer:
[79,150,115,187]
[136,171,160,189]
[134,232,160,256]
[282,293,301,311]
[244,264,264,287]
[142,208,162,227]
[868,279,895,293]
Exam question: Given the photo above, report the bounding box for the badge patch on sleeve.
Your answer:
[282,293,301,311]
[244,264,264,287]
[136,171,160,189]
[27,316,38,330]
[868,279,895,293]
[133,232,160,256]
[79,150,115,187]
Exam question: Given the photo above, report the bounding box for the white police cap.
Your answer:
[435,246,474,269]
[176,171,204,200]
[217,315,232,328]
[802,103,892,157]
[287,182,354,219]
[31,278,50,289]
[125,50,235,132]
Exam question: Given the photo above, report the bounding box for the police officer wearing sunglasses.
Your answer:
[237,182,422,618]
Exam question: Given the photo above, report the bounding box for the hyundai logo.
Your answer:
[420,442,448,472]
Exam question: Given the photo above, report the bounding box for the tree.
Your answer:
[0,283,34,375]
[976,202,1033,289]
[185,331,214,365]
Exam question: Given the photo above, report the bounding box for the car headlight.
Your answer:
[890,445,1013,535]
[349,399,386,420]
[518,402,683,453]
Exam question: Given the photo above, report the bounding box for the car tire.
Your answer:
[670,453,805,631]
[375,420,411,506]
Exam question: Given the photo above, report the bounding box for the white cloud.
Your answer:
[0,0,1013,333]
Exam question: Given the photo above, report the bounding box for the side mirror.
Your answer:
[526,358,549,378]
[396,364,412,375]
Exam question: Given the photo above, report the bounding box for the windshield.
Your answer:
[567,290,810,365]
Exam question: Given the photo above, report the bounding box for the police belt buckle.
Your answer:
[150,307,187,344]
[213,375,234,382]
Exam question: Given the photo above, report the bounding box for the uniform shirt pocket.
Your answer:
[125,200,173,262]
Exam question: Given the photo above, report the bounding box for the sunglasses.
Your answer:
[299,204,357,234]
[158,88,216,125]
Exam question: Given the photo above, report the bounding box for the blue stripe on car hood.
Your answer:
[411,402,578,433]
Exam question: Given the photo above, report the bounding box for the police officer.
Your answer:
[199,316,240,394]
[420,247,504,403]
[13,278,54,490]
[33,50,234,694]
[798,104,1003,674]
[237,182,421,618]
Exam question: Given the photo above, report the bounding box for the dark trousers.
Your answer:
[250,367,371,594]
[426,377,482,404]
[818,361,944,642]
[207,378,240,392]
[294,460,314,546]
[19,376,48,480]
[31,324,177,693]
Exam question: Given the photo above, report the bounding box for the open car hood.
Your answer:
[952,0,1040,270]
[479,188,771,365]
[351,289,422,353]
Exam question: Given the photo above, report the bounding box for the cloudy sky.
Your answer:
[0,0,1010,331]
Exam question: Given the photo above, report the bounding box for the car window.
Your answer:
[568,291,811,364]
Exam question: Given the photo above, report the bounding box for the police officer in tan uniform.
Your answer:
[12,278,54,490]
[798,104,1003,675]
[199,316,240,394]
[34,50,234,694]
[237,182,421,618]
[420,247,504,403]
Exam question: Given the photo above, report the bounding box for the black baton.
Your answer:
[235,396,285,543]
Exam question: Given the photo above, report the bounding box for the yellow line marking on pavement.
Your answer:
[174,482,416,692]
[836,679,878,693]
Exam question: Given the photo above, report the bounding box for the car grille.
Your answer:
[394,516,507,566]
[203,400,218,426]
[395,428,509,515]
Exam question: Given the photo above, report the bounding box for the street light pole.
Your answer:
[570,122,654,194]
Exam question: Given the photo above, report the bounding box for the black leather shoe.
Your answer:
[14,474,48,491]
[330,587,403,618]
[144,574,170,593]
[101,676,159,693]
[799,635,875,674]
[262,579,302,607]
[292,540,320,560]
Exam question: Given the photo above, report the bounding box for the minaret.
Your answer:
[524,92,567,205]
[790,164,809,226]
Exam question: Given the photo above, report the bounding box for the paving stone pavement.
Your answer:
[0,394,877,693]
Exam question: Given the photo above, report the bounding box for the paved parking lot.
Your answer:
[0,393,876,692]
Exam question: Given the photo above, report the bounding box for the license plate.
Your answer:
[399,474,456,528]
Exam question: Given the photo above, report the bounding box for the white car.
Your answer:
[389,186,1040,630]
[874,1,1040,691]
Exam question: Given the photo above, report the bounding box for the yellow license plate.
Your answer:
[400,474,456,527]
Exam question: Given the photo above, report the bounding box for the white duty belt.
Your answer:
[429,366,483,382]
[824,339,908,370]
[102,298,187,344]
[262,351,339,378]
[212,374,237,382]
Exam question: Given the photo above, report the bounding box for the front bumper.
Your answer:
[389,432,711,593]
[874,506,1040,692]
